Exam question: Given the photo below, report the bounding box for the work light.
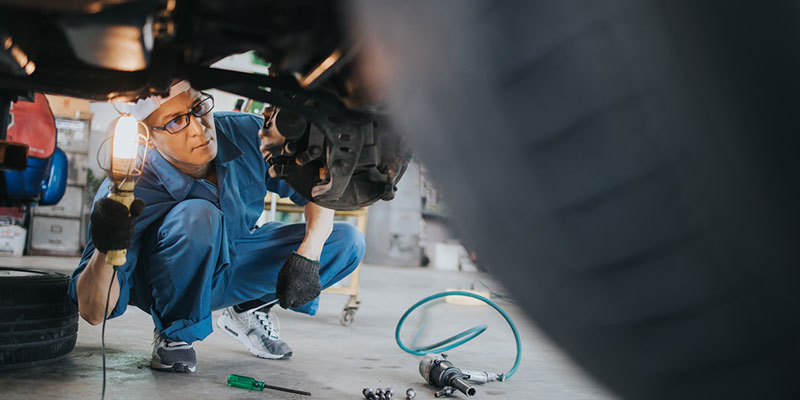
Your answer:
[97,113,149,265]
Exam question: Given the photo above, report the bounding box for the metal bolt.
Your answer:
[405,388,416,400]
[363,388,376,400]
[385,388,393,399]
[434,387,455,398]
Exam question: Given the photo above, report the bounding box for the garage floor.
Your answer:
[1,257,616,400]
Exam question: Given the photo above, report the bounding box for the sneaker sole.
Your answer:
[216,313,292,360]
[150,358,196,373]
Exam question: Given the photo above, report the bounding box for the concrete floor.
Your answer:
[1,257,617,400]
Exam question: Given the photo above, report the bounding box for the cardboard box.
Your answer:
[0,225,26,256]
[429,242,461,271]
[55,117,90,152]
[45,94,92,120]
[0,206,25,226]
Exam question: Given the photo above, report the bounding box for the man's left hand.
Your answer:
[276,252,322,309]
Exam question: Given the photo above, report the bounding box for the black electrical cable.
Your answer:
[476,280,518,304]
[101,266,118,400]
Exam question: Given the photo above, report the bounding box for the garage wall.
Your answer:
[363,160,422,267]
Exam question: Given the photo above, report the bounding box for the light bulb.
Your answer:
[111,115,139,177]
[101,113,149,266]
[112,115,139,160]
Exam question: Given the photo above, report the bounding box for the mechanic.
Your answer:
[67,80,365,373]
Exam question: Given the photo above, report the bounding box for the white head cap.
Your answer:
[117,80,192,121]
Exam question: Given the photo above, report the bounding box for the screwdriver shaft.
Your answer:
[263,383,312,396]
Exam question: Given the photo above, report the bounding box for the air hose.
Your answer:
[394,291,522,381]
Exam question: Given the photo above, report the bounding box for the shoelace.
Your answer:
[244,298,279,314]
[248,309,280,340]
[165,340,191,348]
[153,332,190,349]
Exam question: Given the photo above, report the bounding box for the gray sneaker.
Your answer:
[217,306,293,359]
[150,330,197,373]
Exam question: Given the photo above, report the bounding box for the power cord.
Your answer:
[475,280,517,304]
[101,266,118,400]
[395,291,522,380]
[410,299,444,350]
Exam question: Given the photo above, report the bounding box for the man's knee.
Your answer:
[148,199,223,293]
[158,199,222,246]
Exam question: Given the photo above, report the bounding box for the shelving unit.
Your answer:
[27,96,91,256]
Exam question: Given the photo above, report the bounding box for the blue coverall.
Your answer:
[68,112,366,343]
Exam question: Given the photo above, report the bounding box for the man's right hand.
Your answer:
[89,197,145,253]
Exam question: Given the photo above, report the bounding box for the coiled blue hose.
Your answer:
[394,290,522,380]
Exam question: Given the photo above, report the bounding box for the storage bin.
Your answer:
[33,185,84,218]
[27,216,81,255]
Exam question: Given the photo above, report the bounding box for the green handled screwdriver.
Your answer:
[227,374,312,396]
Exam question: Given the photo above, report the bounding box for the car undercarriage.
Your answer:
[0,0,410,210]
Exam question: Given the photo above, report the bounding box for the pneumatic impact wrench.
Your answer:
[419,354,477,398]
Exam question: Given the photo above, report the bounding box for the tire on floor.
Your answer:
[0,267,78,370]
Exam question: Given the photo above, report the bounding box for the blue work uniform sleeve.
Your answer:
[266,177,309,207]
[217,111,309,207]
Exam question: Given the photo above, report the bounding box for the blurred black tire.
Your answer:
[352,1,800,399]
[0,267,78,370]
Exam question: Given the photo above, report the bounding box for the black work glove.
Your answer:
[276,252,322,309]
[89,197,145,253]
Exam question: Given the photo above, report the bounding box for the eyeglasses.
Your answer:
[152,93,214,134]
